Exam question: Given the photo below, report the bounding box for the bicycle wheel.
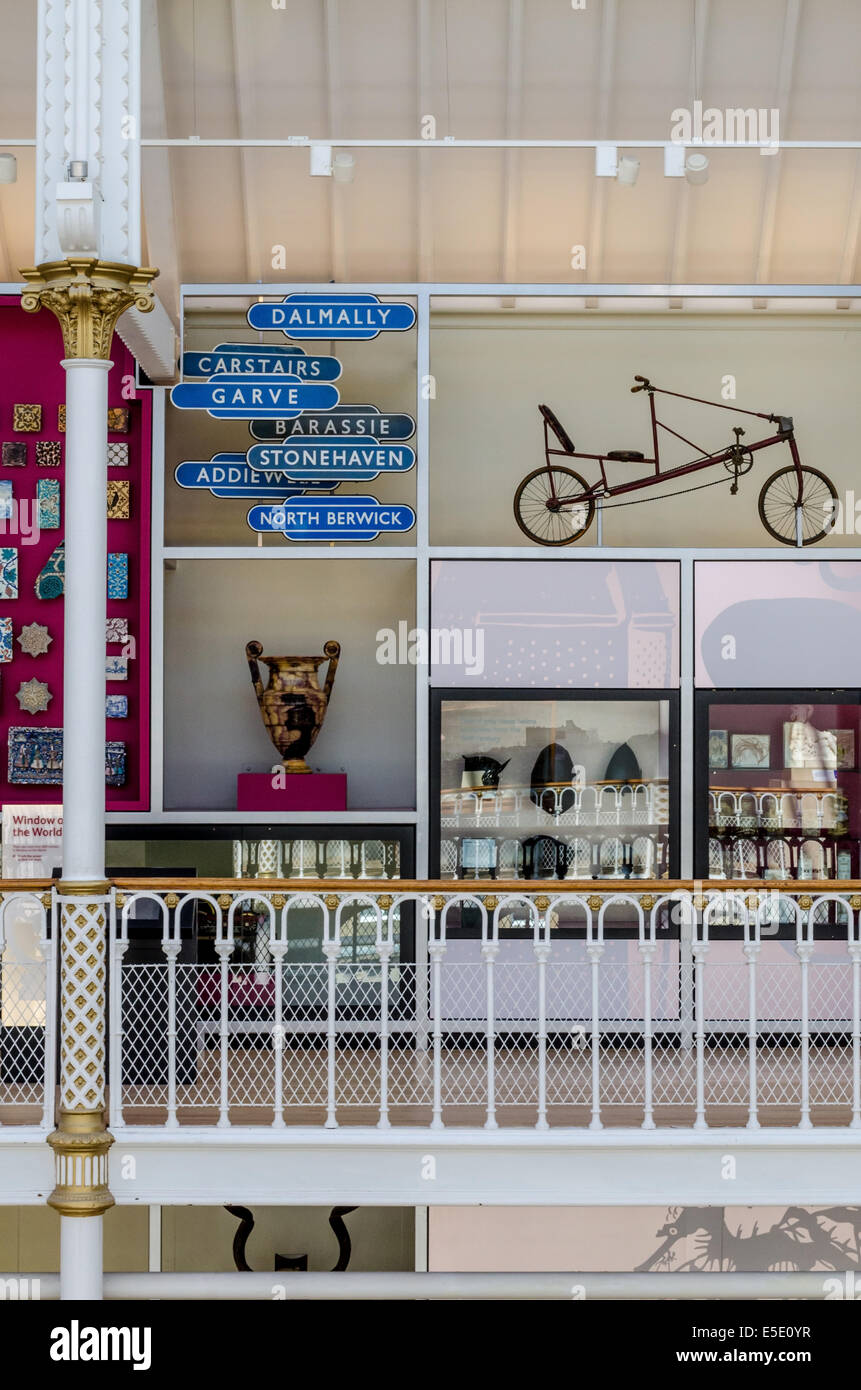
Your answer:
[514,465,596,545]
[757,465,838,546]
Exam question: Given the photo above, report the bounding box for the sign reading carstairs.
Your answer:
[248,497,417,542]
[181,343,342,380]
[247,292,416,340]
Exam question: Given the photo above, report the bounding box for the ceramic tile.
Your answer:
[108,442,129,467]
[16,678,52,714]
[106,694,128,719]
[107,479,130,520]
[34,543,64,599]
[105,655,128,681]
[8,727,63,785]
[36,440,62,467]
[16,622,52,656]
[107,407,130,433]
[57,405,65,433]
[0,481,12,522]
[105,741,127,787]
[2,442,26,467]
[107,553,128,599]
[37,478,60,530]
[13,404,41,433]
[0,548,18,600]
[0,617,12,662]
[105,617,129,644]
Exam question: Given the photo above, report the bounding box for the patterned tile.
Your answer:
[107,407,130,433]
[57,405,65,433]
[106,694,128,719]
[34,543,64,599]
[105,617,129,644]
[107,553,128,600]
[0,617,12,662]
[2,442,26,467]
[105,741,127,787]
[16,621,52,656]
[108,442,129,467]
[107,479,130,520]
[0,548,18,599]
[37,478,60,530]
[8,727,63,785]
[36,440,62,467]
[13,404,41,432]
[105,655,128,681]
[16,678,52,714]
[0,481,12,522]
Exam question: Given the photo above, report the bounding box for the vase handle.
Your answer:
[245,640,266,705]
[321,639,341,703]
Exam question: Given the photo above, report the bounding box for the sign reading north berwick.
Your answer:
[175,454,339,497]
[249,405,416,441]
[170,375,339,419]
[247,439,416,483]
[181,342,342,380]
[247,292,416,340]
[248,496,417,542]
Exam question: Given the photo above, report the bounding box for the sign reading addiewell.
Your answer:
[181,343,342,380]
[175,454,338,497]
[249,405,416,441]
[170,375,339,419]
[248,497,416,542]
[247,292,416,340]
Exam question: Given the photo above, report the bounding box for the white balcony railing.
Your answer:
[3,880,861,1133]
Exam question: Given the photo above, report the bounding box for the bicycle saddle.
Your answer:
[606,449,646,462]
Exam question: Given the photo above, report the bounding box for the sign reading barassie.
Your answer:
[249,406,416,441]
[248,497,416,542]
[247,292,416,340]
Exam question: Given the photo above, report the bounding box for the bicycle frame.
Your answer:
[542,382,805,507]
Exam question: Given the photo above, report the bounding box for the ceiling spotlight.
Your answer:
[332,152,356,184]
[309,144,333,177]
[0,154,16,184]
[616,155,640,187]
[684,151,709,184]
[595,146,639,185]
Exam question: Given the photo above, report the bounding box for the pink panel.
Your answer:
[237,773,347,811]
[0,297,151,810]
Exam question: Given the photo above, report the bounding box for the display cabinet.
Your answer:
[431,690,679,881]
[695,691,861,881]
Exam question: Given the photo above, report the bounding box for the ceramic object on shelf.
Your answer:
[461,754,510,790]
[530,742,576,814]
[16,678,52,713]
[246,638,340,774]
[605,742,642,782]
[17,621,52,656]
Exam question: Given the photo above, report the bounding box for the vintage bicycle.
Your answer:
[513,376,837,547]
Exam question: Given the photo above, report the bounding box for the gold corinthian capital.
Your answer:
[18,257,158,359]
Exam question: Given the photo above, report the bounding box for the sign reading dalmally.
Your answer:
[170,375,339,419]
[248,497,416,542]
[247,292,416,340]
[249,405,416,441]
[181,343,342,380]
[175,454,338,497]
[247,439,415,483]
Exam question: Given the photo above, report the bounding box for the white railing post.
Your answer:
[534,897,551,1132]
[482,902,500,1131]
[214,897,232,1130]
[743,899,761,1131]
[109,891,127,1131]
[270,898,287,1131]
[323,897,340,1130]
[692,901,710,1131]
[640,929,656,1131]
[795,901,814,1131]
[41,891,58,1131]
[377,899,394,1130]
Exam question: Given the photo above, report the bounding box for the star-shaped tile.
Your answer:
[16,679,52,714]
[17,623,53,657]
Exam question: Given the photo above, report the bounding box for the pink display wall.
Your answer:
[0,298,150,810]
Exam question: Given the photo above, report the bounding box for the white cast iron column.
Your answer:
[20,258,156,1300]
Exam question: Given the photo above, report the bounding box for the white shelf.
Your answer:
[106,809,418,825]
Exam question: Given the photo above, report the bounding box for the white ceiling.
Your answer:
[0,0,860,321]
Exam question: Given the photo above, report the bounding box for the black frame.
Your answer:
[694,687,861,887]
[430,686,681,883]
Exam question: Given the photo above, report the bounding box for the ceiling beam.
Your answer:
[416,0,434,281]
[586,0,618,291]
[501,0,524,283]
[838,151,861,286]
[140,0,180,324]
[668,0,710,287]
[753,0,803,293]
[229,0,261,283]
[324,0,348,282]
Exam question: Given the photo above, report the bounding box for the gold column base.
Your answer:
[47,1112,114,1217]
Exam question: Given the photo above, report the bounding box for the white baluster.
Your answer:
[483,933,499,1130]
[743,935,760,1130]
[640,938,656,1130]
[429,939,445,1130]
[535,931,550,1132]
[850,934,861,1130]
[587,939,604,1130]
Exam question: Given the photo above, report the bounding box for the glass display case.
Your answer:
[431,691,678,880]
[695,691,861,880]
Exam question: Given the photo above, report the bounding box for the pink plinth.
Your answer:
[237,772,347,812]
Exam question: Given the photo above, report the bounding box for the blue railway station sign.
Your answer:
[248,496,417,542]
[174,454,339,497]
[181,342,342,381]
[249,406,416,441]
[170,375,339,419]
[247,292,416,340]
[247,438,416,483]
